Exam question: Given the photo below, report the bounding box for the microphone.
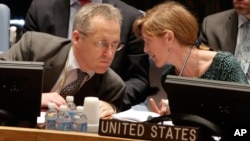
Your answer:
[179,45,194,76]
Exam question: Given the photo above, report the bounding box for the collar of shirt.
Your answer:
[238,14,248,28]
[236,14,249,50]
[68,47,95,79]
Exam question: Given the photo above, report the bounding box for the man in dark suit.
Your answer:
[199,0,250,82]
[23,0,150,111]
[0,3,125,118]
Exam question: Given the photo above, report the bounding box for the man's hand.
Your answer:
[99,100,116,118]
[42,92,66,110]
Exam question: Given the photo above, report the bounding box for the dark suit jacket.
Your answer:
[199,9,238,54]
[23,0,150,111]
[0,31,125,111]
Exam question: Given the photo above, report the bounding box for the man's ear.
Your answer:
[72,30,80,44]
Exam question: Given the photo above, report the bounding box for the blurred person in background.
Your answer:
[199,0,250,82]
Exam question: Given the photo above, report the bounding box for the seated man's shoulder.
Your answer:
[105,68,125,84]
[205,9,236,19]
[23,31,69,41]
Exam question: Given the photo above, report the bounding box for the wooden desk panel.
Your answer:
[0,126,145,141]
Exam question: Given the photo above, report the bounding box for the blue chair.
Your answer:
[0,4,10,53]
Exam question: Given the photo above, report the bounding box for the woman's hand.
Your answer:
[149,98,170,116]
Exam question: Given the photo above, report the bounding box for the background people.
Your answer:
[199,0,250,82]
[0,3,125,118]
[23,0,151,111]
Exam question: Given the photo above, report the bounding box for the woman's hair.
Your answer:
[73,3,122,33]
[133,1,199,46]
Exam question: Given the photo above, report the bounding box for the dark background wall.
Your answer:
[1,0,233,25]
[122,0,233,25]
[0,0,33,19]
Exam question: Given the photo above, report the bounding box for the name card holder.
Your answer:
[98,119,200,141]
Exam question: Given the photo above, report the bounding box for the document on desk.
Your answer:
[111,109,160,122]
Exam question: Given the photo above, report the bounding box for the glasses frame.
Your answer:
[77,30,124,51]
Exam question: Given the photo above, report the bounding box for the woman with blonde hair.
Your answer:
[133,1,248,115]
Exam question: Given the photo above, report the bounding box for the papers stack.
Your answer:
[111,109,160,122]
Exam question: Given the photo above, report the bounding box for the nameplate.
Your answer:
[98,119,199,141]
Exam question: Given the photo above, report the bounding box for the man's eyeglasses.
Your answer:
[78,30,124,51]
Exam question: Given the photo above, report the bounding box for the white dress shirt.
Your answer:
[50,47,94,92]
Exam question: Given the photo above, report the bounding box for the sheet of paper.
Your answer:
[111,109,160,122]
[37,111,46,124]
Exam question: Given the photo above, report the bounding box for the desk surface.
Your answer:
[0,126,145,141]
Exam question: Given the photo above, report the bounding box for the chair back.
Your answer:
[0,4,10,53]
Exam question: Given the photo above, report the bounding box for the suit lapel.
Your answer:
[54,0,70,37]
[43,63,64,92]
[43,44,72,92]
[225,11,238,53]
